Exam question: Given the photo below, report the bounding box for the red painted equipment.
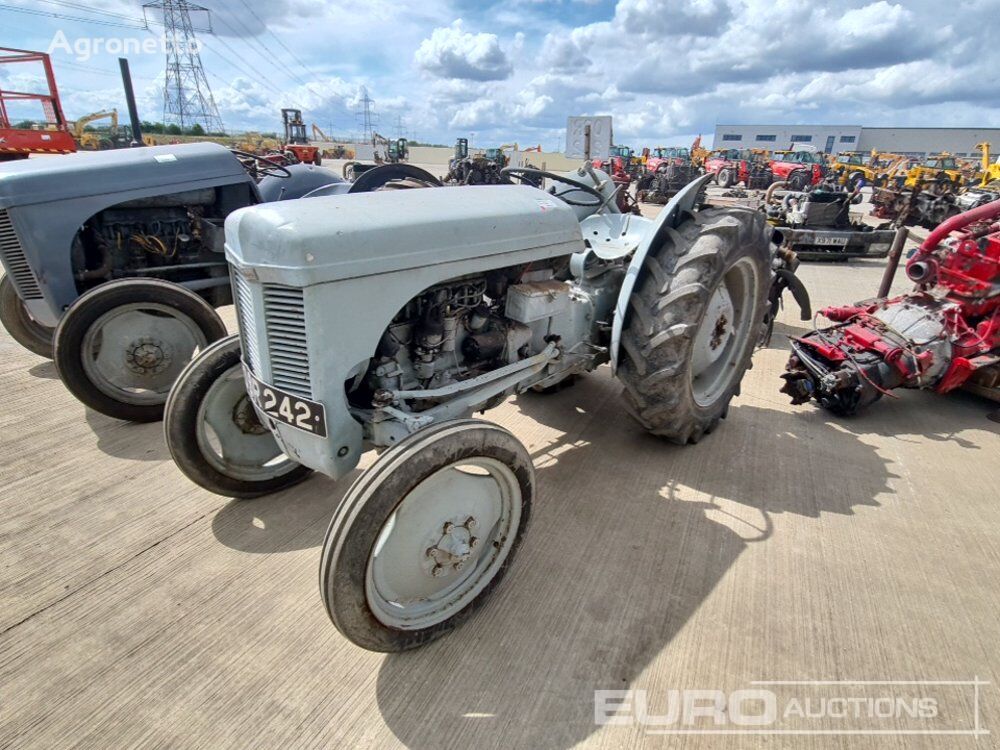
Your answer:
[592,145,639,180]
[780,199,1000,414]
[0,47,76,161]
[704,148,773,189]
[280,108,320,166]
[769,150,826,190]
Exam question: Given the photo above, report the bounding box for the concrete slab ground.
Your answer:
[0,179,998,749]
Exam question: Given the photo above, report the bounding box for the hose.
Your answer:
[765,181,788,204]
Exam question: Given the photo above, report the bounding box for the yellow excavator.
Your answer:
[974,142,1000,187]
[690,135,709,169]
[72,109,122,150]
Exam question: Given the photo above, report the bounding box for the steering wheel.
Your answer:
[231,149,292,180]
[501,167,606,207]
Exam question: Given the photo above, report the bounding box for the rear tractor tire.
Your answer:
[617,207,770,444]
[0,276,54,358]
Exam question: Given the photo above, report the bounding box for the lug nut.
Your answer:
[469,537,479,549]
[465,516,477,529]
[432,564,445,577]
[425,546,437,558]
[443,522,454,534]
[454,561,465,571]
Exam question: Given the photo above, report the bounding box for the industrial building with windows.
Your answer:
[711,125,1000,158]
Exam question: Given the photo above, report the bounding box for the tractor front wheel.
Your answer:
[165,335,313,498]
[617,207,769,443]
[320,419,533,651]
[717,168,734,188]
[0,276,54,358]
[54,279,227,421]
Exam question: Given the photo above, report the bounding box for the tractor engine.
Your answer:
[357,261,618,412]
[70,186,243,298]
[781,200,1000,414]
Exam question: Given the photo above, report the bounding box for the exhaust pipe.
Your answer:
[118,57,144,147]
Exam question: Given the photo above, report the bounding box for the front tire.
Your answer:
[54,279,227,422]
[165,335,313,498]
[0,276,54,357]
[617,207,770,443]
[320,419,533,652]
[717,168,734,188]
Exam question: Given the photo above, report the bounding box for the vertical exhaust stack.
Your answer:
[118,58,144,147]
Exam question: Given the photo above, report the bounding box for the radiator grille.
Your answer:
[0,209,43,300]
[262,285,311,398]
[231,267,261,374]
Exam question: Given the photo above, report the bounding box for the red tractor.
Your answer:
[279,108,321,166]
[643,146,689,174]
[781,199,1000,414]
[0,47,76,161]
[704,148,773,189]
[593,145,640,180]
[769,150,826,190]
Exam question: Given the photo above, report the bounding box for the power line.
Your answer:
[0,3,148,29]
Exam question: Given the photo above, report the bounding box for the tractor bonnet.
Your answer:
[224,184,584,285]
[0,142,246,209]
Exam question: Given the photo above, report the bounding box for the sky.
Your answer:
[1,0,998,151]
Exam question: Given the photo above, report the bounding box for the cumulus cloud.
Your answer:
[415,20,514,81]
[26,0,999,149]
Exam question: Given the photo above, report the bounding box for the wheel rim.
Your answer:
[195,361,301,482]
[81,302,208,405]
[690,257,758,407]
[365,457,522,630]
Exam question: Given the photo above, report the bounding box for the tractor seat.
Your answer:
[579,213,644,258]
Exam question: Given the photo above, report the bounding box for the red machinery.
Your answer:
[704,148,773,189]
[280,108,320,165]
[0,47,76,161]
[769,150,826,190]
[643,146,689,174]
[781,199,1000,414]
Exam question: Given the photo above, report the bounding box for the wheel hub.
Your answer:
[710,313,730,350]
[692,284,736,376]
[231,394,269,436]
[425,516,479,576]
[125,337,171,375]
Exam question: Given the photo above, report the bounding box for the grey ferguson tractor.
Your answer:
[164,166,772,652]
[0,142,438,421]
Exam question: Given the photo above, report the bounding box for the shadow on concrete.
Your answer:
[210,470,359,554]
[27,360,59,380]
[374,373,894,749]
[83,409,170,462]
[767,320,812,350]
[797,384,998,450]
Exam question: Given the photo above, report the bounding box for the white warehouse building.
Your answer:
[711,125,1000,159]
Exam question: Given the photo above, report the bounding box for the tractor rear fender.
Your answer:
[610,172,713,373]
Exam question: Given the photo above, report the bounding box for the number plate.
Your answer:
[244,369,327,438]
[814,235,849,246]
